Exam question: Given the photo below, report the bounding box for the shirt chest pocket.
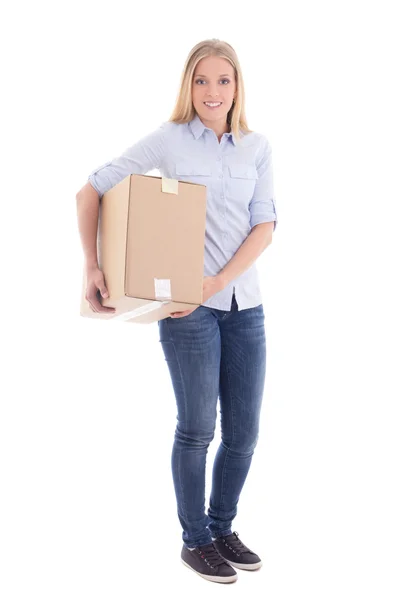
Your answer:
[175,162,212,184]
[228,163,259,199]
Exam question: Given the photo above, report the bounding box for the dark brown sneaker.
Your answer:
[212,531,263,571]
[181,541,238,583]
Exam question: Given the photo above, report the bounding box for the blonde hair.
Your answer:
[168,38,253,143]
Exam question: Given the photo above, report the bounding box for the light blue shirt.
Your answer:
[88,113,278,311]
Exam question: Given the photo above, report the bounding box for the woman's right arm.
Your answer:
[76,181,100,270]
[76,122,167,312]
[76,182,115,312]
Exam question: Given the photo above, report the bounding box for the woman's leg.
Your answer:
[158,307,221,548]
[207,299,267,538]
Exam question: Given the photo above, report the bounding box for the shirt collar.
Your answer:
[189,112,239,146]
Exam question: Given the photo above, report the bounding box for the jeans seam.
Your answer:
[164,317,190,528]
[218,343,236,524]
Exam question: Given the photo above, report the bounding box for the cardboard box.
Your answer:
[79,173,207,324]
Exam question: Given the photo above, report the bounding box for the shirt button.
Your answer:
[219,173,223,179]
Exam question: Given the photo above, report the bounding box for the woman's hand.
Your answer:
[170,275,224,318]
[85,265,116,314]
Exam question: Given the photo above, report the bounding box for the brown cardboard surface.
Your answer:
[80,173,207,325]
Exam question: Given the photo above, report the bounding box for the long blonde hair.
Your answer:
[168,39,253,143]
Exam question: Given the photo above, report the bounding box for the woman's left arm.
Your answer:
[216,222,275,290]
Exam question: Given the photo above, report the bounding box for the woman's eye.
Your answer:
[195,79,230,84]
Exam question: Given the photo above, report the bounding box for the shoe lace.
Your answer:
[221,531,249,556]
[196,543,227,568]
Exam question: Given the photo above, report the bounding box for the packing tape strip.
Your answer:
[111,300,170,321]
[161,177,178,194]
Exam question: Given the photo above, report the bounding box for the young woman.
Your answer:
[77,38,277,584]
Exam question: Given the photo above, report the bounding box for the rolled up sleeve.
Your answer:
[249,136,278,231]
[87,122,167,198]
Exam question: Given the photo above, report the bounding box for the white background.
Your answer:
[1,1,399,598]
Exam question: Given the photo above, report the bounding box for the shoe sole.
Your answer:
[225,559,263,571]
[181,558,238,583]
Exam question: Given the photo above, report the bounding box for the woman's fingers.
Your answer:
[170,307,197,318]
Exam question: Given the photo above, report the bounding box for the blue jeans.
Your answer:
[157,292,266,549]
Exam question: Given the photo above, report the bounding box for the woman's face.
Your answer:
[192,55,237,128]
